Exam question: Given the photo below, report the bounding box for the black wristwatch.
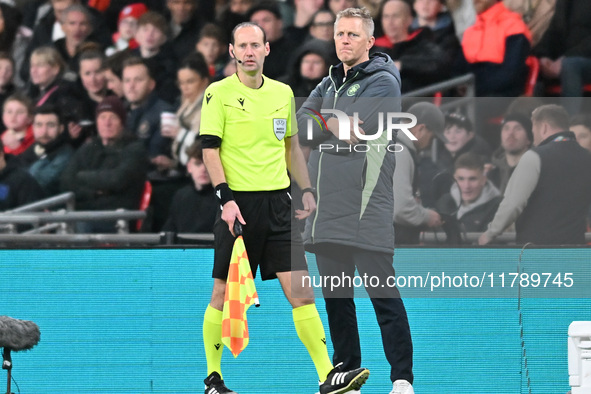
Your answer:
[301,187,317,199]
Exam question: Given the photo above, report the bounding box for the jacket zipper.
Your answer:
[311,70,360,241]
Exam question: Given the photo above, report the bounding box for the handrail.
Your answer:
[0,231,588,247]
[5,192,75,213]
[402,73,475,98]
[0,210,146,225]
[0,232,214,245]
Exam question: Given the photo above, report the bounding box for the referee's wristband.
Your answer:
[301,187,317,199]
[214,183,235,206]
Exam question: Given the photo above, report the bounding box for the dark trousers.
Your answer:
[315,245,413,383]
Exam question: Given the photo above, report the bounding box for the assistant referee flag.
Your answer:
[222,225,260,357]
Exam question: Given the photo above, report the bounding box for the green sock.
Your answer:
[292,304,334,382]
[203,305,224,378]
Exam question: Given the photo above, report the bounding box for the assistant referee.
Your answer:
[198,22,369,394]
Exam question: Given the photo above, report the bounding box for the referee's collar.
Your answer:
[234,73,265,89]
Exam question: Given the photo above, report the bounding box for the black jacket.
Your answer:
[0,155,45,211]
[373,28,451,93]
[60,135,148,210]
[533,0,591,59]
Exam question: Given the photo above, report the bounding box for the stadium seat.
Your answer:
[524,56,539,97]
[136,181,152,231]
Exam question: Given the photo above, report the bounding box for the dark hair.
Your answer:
[532,104,570,131]
[3,92,33,115]
[138,11,169,37]
[102,50,132,78]
[445,111,473,132]
[311,9,336,26]
[78,44,105,66]
[231,22,267,45]
[454,152,485,172]
[0,3,22,52]
[185,138,203,161]
[0,52,15,80]
[179,52,210,80]
[570,114,591,130]
[34,104,64,125]
[0,134,4,154]
[247,1,283,20]
[122,56,156,80]
[199,22,227,45]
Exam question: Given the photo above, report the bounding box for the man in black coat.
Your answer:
[60,96,148,233]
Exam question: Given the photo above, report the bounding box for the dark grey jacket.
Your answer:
[297,53,401,253]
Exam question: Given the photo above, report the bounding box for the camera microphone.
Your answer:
[232,50,242,64]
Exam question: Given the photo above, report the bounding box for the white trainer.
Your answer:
[390,379,414,394]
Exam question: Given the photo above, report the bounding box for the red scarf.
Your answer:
[2,125,35,156]
[462,2,531,64]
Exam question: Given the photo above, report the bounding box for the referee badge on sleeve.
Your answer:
[273,118,287,141]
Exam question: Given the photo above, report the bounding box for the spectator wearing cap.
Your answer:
[248,1,307,79]
[105,3,147,56]
[487,112,532,194]
[427,112,492,203]
[435,152,501,238]
[393,102,445,244]
[60,95,148,233]
[161,139,217,233]
[372,0,452,93]
[479,104,591,245]
[438,112,492,172]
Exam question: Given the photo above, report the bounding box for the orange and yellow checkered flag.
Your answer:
[222,224,259,357]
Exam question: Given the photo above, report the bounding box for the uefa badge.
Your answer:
[273,118,287,141]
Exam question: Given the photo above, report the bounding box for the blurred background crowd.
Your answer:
[0,0,590,245]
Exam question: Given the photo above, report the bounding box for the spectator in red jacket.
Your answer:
[459,0,531,96]
[1,93,34,156]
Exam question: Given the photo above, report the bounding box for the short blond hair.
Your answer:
[335,7,374,37]
[31,46,66,74]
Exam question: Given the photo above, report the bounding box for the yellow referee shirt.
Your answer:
[200,74,296,191]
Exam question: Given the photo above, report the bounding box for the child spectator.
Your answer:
[132,11,178,103]
[441,112,492,165]
[161,139,216,233]
[1,93,34,156]
[195,23,227,81]
[105,3,147,56]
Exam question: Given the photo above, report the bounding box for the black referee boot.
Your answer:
[319,363,370,394]
[204,371,237,394]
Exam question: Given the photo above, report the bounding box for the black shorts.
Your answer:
[212,188,308,281]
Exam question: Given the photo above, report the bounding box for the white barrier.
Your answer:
[569,321,591,393]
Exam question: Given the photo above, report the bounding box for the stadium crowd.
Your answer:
[0,0,590,245]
